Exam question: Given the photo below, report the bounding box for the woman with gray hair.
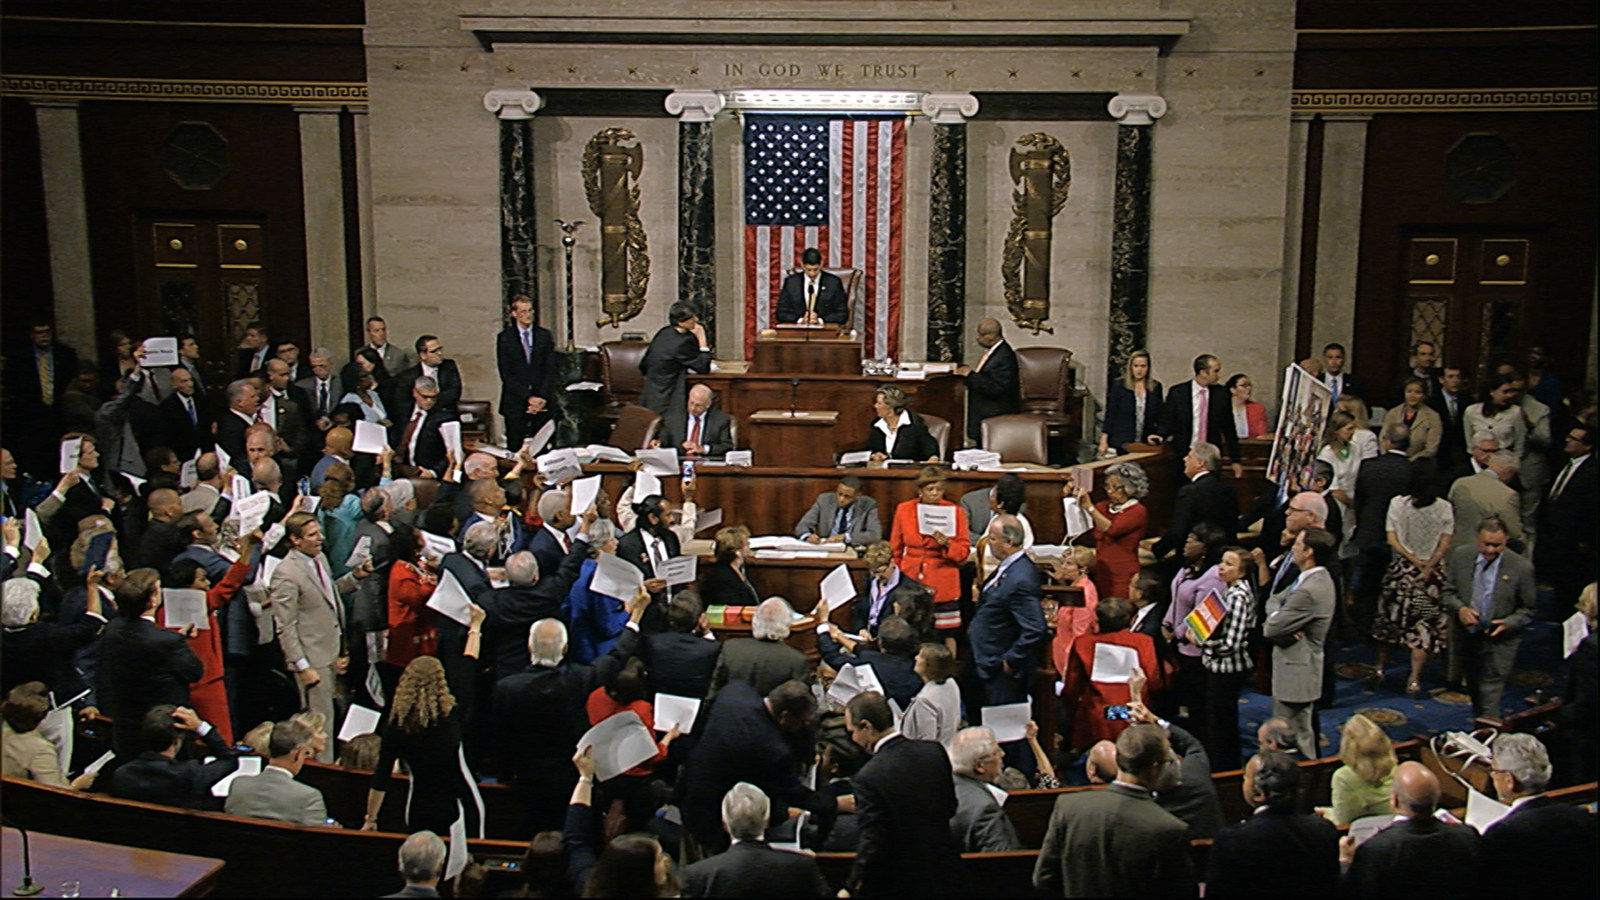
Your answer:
[2,544,105,695]
[1067,461,1150,599]
[564,517,629,664]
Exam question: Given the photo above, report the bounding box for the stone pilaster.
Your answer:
[295,105,349,355]
[29,99,97,360]
[921,92,978,363]
[1106,93,1166,386]
[484,89,544,320]
[666,91,724,351]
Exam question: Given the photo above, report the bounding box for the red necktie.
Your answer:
[689,415,702,450]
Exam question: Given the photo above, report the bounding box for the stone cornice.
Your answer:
[1291,87,1596,113]
[1,74,365,104]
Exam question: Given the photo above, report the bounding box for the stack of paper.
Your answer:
[838,450,873,466]
[724,450,753,467]
[580,445,633,464]
[953,448,1002,470]
[827,663,884,707]
[749,535,846,553]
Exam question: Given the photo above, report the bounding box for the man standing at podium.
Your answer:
[641,301,711,423]
[776,248,848,326]
[955,318,1019,441]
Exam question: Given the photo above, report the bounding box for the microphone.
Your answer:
[788,378,800,418]
[2,815,44,896]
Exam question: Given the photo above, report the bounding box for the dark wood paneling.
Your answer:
[79,100,311,360]
[0,98,53,341]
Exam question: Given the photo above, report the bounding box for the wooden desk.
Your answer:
[744,409,839,468]
[691,372,966,460]
[751,329,863,374]
[3,827,224,898]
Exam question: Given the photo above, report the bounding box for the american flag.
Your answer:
[742,115,906,359]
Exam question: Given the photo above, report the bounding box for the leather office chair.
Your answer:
[609,404,663,452]
[785,267,863,329]
[456,400,493,445]
[981,414,1049,465]
[1015,346,1082,465]
[921,412,951,461]
[600,340,649,406]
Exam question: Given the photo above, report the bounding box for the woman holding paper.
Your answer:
[889,467,970,642]
[316,458,391,578]
[1049,546,1100,678]
[364,653,485,836]
[698,526,760,609]
[1161,523,1230,739]
[583,658,680,832]
[1072,462,1150,600]
[385,524,440,673]
[165,530,258,745]
[1199,547,1257,770]
[566,519,631,664]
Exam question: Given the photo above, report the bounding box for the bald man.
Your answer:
[309,427,354,492]
[1342,762,1480,895]
[657,384,733,458]
[955,318,1019,442]
[138,487,188,568]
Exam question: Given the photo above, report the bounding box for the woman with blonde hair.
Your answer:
[866,385,942,463]
[1316,409,1374,551]
[364,632,484,835]
[1100,350,1166,456]
[1325,713,1397,825]
[1049,546,1099,678]
[697,525,760,608]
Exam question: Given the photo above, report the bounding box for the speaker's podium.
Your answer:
[751,325,863,375]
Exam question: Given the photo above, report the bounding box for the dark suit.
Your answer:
[776,270,848,325]
[390,359,463,422]
[391,407,457,476]
[659,408,735,457]
[950,773,1020,852]
[1480,794,1598,898]
[1034,782,1194,897]
[865,413,940,462]
[157,390,214,462]
[496,324,557,449]
[815,632,921,709]
[1103,378,1166,452]
[968,553,1047,744]
[1353,452,1412,551]
[525,524,570,589]
[97,617,205,758]
[678,681,836,851]
[1536,454,1596,603]
[850,571,923,637]
[214,409,254,468]
[236,346,272,378]
[697,560,761,609]
[639,325,710,421]
[683,841,830,899]
[1320,371,1368,405]
[108,725,236,810]
[1152,471,1239,559]
[1156,723,1224,839]
[615,526,678,632]
[1162,380,1240,463]
[639,631,722,702]
[1428,390,1470,471]
[1204,808,1340,899]
[1344,815,1480,898]
[295,374,345,422]
[964,340,1020,437]
[848,734,963,898]
[479,538,590,679]
[709,637,810,698]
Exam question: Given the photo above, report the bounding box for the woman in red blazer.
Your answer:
[1227,373,1271,438]
[889,466,970,645]
[385,524,438,669]
[1071,462,1150,600]
[169,532,257,745]
[1059,597,1164,751]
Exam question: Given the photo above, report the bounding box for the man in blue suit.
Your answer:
[968,513,1047,772]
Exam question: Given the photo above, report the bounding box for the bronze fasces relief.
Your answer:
[583,128,650,328]
[1003,133,1071,334]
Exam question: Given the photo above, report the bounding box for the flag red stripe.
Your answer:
[862,122,880,357]
[886,118,905,361]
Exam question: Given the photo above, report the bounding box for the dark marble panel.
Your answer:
[499,118,539,321]
[1108,124,1152,385]
[926,122,967,363]
[678,120,716,351]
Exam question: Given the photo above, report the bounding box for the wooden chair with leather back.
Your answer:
[920,412,951,460]
[599,340,649,407]
[785,267,863,329]
[456,400,493,445]
[609,403,663,451]
[982,414,1049,465]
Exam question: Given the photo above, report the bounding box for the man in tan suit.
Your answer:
[1448,450,1523,552]
[270,513,369,761]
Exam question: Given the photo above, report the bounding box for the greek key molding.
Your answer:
[1,75,366,104]
[1293,88,1595,113]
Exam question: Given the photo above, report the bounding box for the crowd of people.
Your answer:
[2,306,1596,897]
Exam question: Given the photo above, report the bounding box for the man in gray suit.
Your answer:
[1262,527,1337,760]
[295,348,344,431]
[1448,449,1524,552]
[794,475,881,546]
[1441,516,1535,717]
[224,719,328,826]
[947,726,1020,852]
[270,513,369,761]
[708,598,811,698]
[1033,724,1193,896]
[357,315,416,377]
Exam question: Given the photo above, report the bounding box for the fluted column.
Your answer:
[484,89,545,319]
[922,92,979,363]
[666,90,724,352]
[1106,93,1167,385]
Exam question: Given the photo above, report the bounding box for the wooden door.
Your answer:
[1402,231,1537,386]
[136,213,268,390]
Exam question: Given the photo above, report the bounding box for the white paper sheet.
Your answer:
[59,437,82,474]
[161,588,210,630]
[821,563,856,610]
[527,420,557,455]
[230,474,253,501]
[441,420,465,466]
[953,448,1001,471]
[1346,814,1393,846]
[981,701,1032,743]
[180,459,199,489]
[445,807,469,879]
[1062,498,1095,541]
[1564,610,1590,658]
[537,448,584,484]
[123,472,148,491]
[569,474,602,515]
[584,444,633,464]
[22,508,42,551]
[916,503,957,537]
[426,569,474,626]
[591,552,645,600]
[826,663,885,708]
[421,531,457,562]
[654,554,698,586]
[352,420,388,454]
[141,336,179,368]
[636,448,679,475]
[1091,643,1139,683]
[695,507,723,534]
[652,694,702,735]
[633,467,662,498]
[565,381,604,391]
[235,491,275,535]
[262,522,287,554]
[215,443,231,474]
[84,749,116,776]
[1465,787,1512,832]
[578,711,659,782]
[300,495,321,514]
[255,554,281,588]
[476,444,513,460]
[725,450,753,467]
[838,450,872,466]
[338,704,383,742]
[209,756,263,798]
[345,535,374,569]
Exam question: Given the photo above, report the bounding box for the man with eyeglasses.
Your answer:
[390,376,456,479]
[1535,423,1595,609]
[390,334,462,422]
